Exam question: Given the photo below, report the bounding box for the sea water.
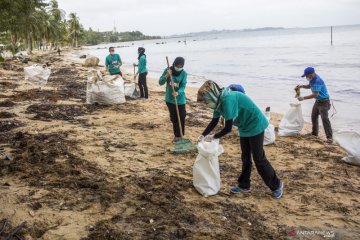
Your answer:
[81,25,360,133]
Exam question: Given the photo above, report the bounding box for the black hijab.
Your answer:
[138,47,145,60]
[170,57,185,77]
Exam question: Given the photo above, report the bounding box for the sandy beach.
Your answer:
[0,50,359,239]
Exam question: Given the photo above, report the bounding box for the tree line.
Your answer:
[0,0,160,57]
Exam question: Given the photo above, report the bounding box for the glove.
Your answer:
[297,97,304,101]
[204,134,214,142]
[197,135,204,142]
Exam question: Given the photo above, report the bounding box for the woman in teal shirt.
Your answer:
[159,57,187,143]
[197,80,283,199]
[134,47,148,99]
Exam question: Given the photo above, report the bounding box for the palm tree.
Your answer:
[48,0,65,48]
[20,0,47,54]
[68,13,81,48]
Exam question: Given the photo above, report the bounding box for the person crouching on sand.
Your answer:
[197,80,283,199]
[295,67,333,143]
[159,57,187,143]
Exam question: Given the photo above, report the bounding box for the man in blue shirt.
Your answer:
[296,67,333,143]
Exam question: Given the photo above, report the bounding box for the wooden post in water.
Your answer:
[331,26,333,46]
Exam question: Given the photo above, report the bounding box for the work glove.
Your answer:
[197,135,205,142]
[204,134,214,142]
[297,97,304,101]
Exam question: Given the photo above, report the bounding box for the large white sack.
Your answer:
[278,103,304,136]
[193,139,224,197]
[86,70,126,105]
[263,111,276,145]
[24,64,51,85]
[124,83,136,97]
[334,131,360,166]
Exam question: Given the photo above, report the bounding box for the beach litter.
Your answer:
[295,85,301,98]
[86,70,126,105]
[193,139,223,196]
[334,131,360,166]
[263,109,276,145]
[127,64,139,99]
[278,103,304,136]
[24,64,51,86]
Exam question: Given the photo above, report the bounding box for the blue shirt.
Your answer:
[228,84,245,93]
[309,75,330,100]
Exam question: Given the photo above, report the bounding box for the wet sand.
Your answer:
[0,50,359,239]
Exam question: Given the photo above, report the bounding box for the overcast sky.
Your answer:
[56,0,360,35]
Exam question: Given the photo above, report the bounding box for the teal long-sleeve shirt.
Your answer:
[159,67,187,105]
[138,55,147,74]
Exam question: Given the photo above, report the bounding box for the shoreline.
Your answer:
[67,50,331,138]
[0,50,359,239]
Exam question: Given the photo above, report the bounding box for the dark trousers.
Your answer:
[311,100,333,139]
[238,132,280,191]
[166,102,186,138]
[138,72,148,98]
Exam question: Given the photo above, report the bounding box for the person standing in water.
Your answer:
[296,67,333,143]
[197,80,283,199]
[134,47,148,99]
[159,57,187,143]
[105,47,122,76]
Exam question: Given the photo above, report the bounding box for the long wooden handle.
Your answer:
[166,56,183,138]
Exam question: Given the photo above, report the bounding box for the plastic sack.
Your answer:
[124,83,136,97]
[263,111,276,145]
[24,64,51,85]
[334,131,360,166]
[86,70,126,105]
[278,103,304,136]
[193,139,224,197]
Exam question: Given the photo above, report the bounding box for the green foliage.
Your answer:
[118,31,160,42]
[109,35,119,43]
[83,28,103,45]
[0,0,161,54]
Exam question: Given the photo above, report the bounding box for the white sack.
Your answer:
[86,70,126,105]
[24,64,51,85]
[334,131,360,166]
[124,83,136,97]
[278,103,304,136]
[263,111,276,145]
[193,139,224,197]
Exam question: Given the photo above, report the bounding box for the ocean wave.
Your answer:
[335,89,360,95]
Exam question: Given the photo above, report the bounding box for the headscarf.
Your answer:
[170,57,185,77]
[138,47,145,60]
[197,80,229,110]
